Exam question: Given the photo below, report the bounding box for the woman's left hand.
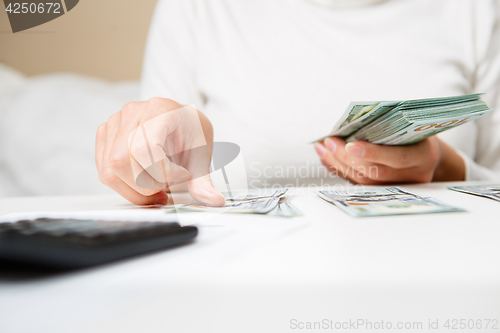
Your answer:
[314,136,465,185]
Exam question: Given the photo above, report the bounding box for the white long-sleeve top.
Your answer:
[140,0,500,186]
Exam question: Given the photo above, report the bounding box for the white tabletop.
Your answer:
[0,182,499,333]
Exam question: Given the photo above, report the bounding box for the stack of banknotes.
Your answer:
[316,94,492,145]
[168,188,302,217]
[317,187,463,217]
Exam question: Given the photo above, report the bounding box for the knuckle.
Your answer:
[107,112,121,125]
[96,123,106,136]
[361,177,379,185]
[148,97,165,105]
[148,97,181,111]
[372,165,386,179]
[355,176,371,185]
[121,101,141,115]
[129,142,149,160]
[108,151,130,172]
[99,168,116,185]
[355,177,367,184]
[95,123,107,144]
[366,144,379,160]
[340,147,349,163]
[396,149,410,168]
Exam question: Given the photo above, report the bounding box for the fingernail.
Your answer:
[201,180,226,207]
[154,197,168,205]
[315,143,327,157]
[324,138,337,154]
[345,143,365,157]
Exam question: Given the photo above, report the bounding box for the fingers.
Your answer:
[95,123,106,171]
[100,170,169,205]
[343,138,438,169]
[164,106,212,179]
[325,137,409,182]
[182,113,223,206]
[325,137,387,176]
[315,142,383,185]
[109,102,165,196]
[96,112,168,205]
[100,112,122,187]
[315,136,439,184]
[135,103,222,206]
[188,175,226,207]
[96,98,223,206]
[129,113,190,186]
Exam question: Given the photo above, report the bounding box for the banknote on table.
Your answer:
[267,199,303,217]
[222,189,288,202]
[178,197,281,214]
[315,94,493,145]
[448,184,500,202]
[170,188,291,214]
[317,187,463,217]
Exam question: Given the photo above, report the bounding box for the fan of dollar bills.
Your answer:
[316,94,493,145]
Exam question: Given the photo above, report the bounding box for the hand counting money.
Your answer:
[316,94,493,145]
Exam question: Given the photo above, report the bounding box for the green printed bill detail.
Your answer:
[317,187,464,217]
[448,184,500,202]
[314,94,493,146]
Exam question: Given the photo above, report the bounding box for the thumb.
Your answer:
[188,175,225,207]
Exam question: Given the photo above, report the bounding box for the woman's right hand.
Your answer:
[95,97,225,206]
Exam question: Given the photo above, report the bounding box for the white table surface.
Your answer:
[0,182,499,333]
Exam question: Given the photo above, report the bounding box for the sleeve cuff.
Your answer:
[456,150,500,181]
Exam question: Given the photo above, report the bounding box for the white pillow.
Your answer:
[0,65,139,196]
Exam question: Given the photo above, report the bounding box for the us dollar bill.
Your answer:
[177,197,281,214]
[448,184,500,202]
[168,188,294,215]
[317,187,464,217]
[267,199,303,217]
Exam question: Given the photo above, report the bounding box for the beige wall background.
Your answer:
[0,0,158,81]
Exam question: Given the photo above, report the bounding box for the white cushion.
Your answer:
[0,64,139,196]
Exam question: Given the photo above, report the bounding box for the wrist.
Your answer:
[432,139,466,182]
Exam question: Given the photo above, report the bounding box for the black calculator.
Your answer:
[0,218,198,269]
